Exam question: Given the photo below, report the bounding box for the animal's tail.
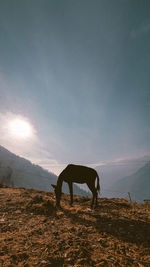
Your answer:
[96,172,100,194]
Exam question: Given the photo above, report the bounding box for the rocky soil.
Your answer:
[0,186,150,266]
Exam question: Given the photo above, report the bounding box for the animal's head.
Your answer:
[51,184,61,206]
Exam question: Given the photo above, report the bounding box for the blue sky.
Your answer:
[0,0,150,174]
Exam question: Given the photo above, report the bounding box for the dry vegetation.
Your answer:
[0,186,150,266]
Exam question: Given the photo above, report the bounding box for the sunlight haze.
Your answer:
[9,118,33,138]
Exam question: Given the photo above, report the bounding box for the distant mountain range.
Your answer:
[0,145,88,196]
[95,156,150,201]
[1,145,149,201]
[112,161,150,202]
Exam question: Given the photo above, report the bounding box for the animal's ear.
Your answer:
[51,184,56,189]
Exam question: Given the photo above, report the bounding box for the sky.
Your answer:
[0,0,150,175]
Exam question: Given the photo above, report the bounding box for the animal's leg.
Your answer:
[95,190,98,207]
[91,194,95,208]
[87,182,96,208]
[68,182,73,206]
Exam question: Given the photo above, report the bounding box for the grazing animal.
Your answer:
[51,164,100,208]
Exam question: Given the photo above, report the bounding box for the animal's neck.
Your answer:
[57,176,63,190]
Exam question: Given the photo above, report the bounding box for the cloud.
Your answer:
[130,20,150,38]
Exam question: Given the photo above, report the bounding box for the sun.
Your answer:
[9,118,32,138]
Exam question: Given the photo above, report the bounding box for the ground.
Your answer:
[0,187,150,266]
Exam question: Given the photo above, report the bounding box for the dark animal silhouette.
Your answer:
[51,164,100,208]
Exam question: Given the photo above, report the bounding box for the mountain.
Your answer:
[0,145,88,196]
[112,161,150,202]
[95,156,150,198]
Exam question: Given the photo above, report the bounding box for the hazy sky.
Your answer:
[0,0,150,175]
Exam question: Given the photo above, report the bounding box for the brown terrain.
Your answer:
[0,186,150,267]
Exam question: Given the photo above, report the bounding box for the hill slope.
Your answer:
[0,145,88,196]
[95,156,150,198]
[0,186,150,266]
[113,162,150,202]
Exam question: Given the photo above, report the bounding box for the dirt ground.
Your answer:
[0,187,150,266]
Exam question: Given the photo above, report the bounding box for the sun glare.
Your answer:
[9,118,32,138]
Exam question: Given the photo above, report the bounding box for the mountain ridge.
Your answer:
[112,161,150,201]
[0,145,88,196]
[95,156,150,199]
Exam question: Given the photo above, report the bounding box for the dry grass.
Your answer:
[0,187,150,266]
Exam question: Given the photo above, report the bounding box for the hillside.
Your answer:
[95,156,150,198]
[0,145,88,196]
[0,186,150,266]
[113,162,150,202]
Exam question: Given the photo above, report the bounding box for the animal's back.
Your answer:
[67,164,96,174]
[60,164,97,183]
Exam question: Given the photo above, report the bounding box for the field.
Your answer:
[0,187,150,266]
